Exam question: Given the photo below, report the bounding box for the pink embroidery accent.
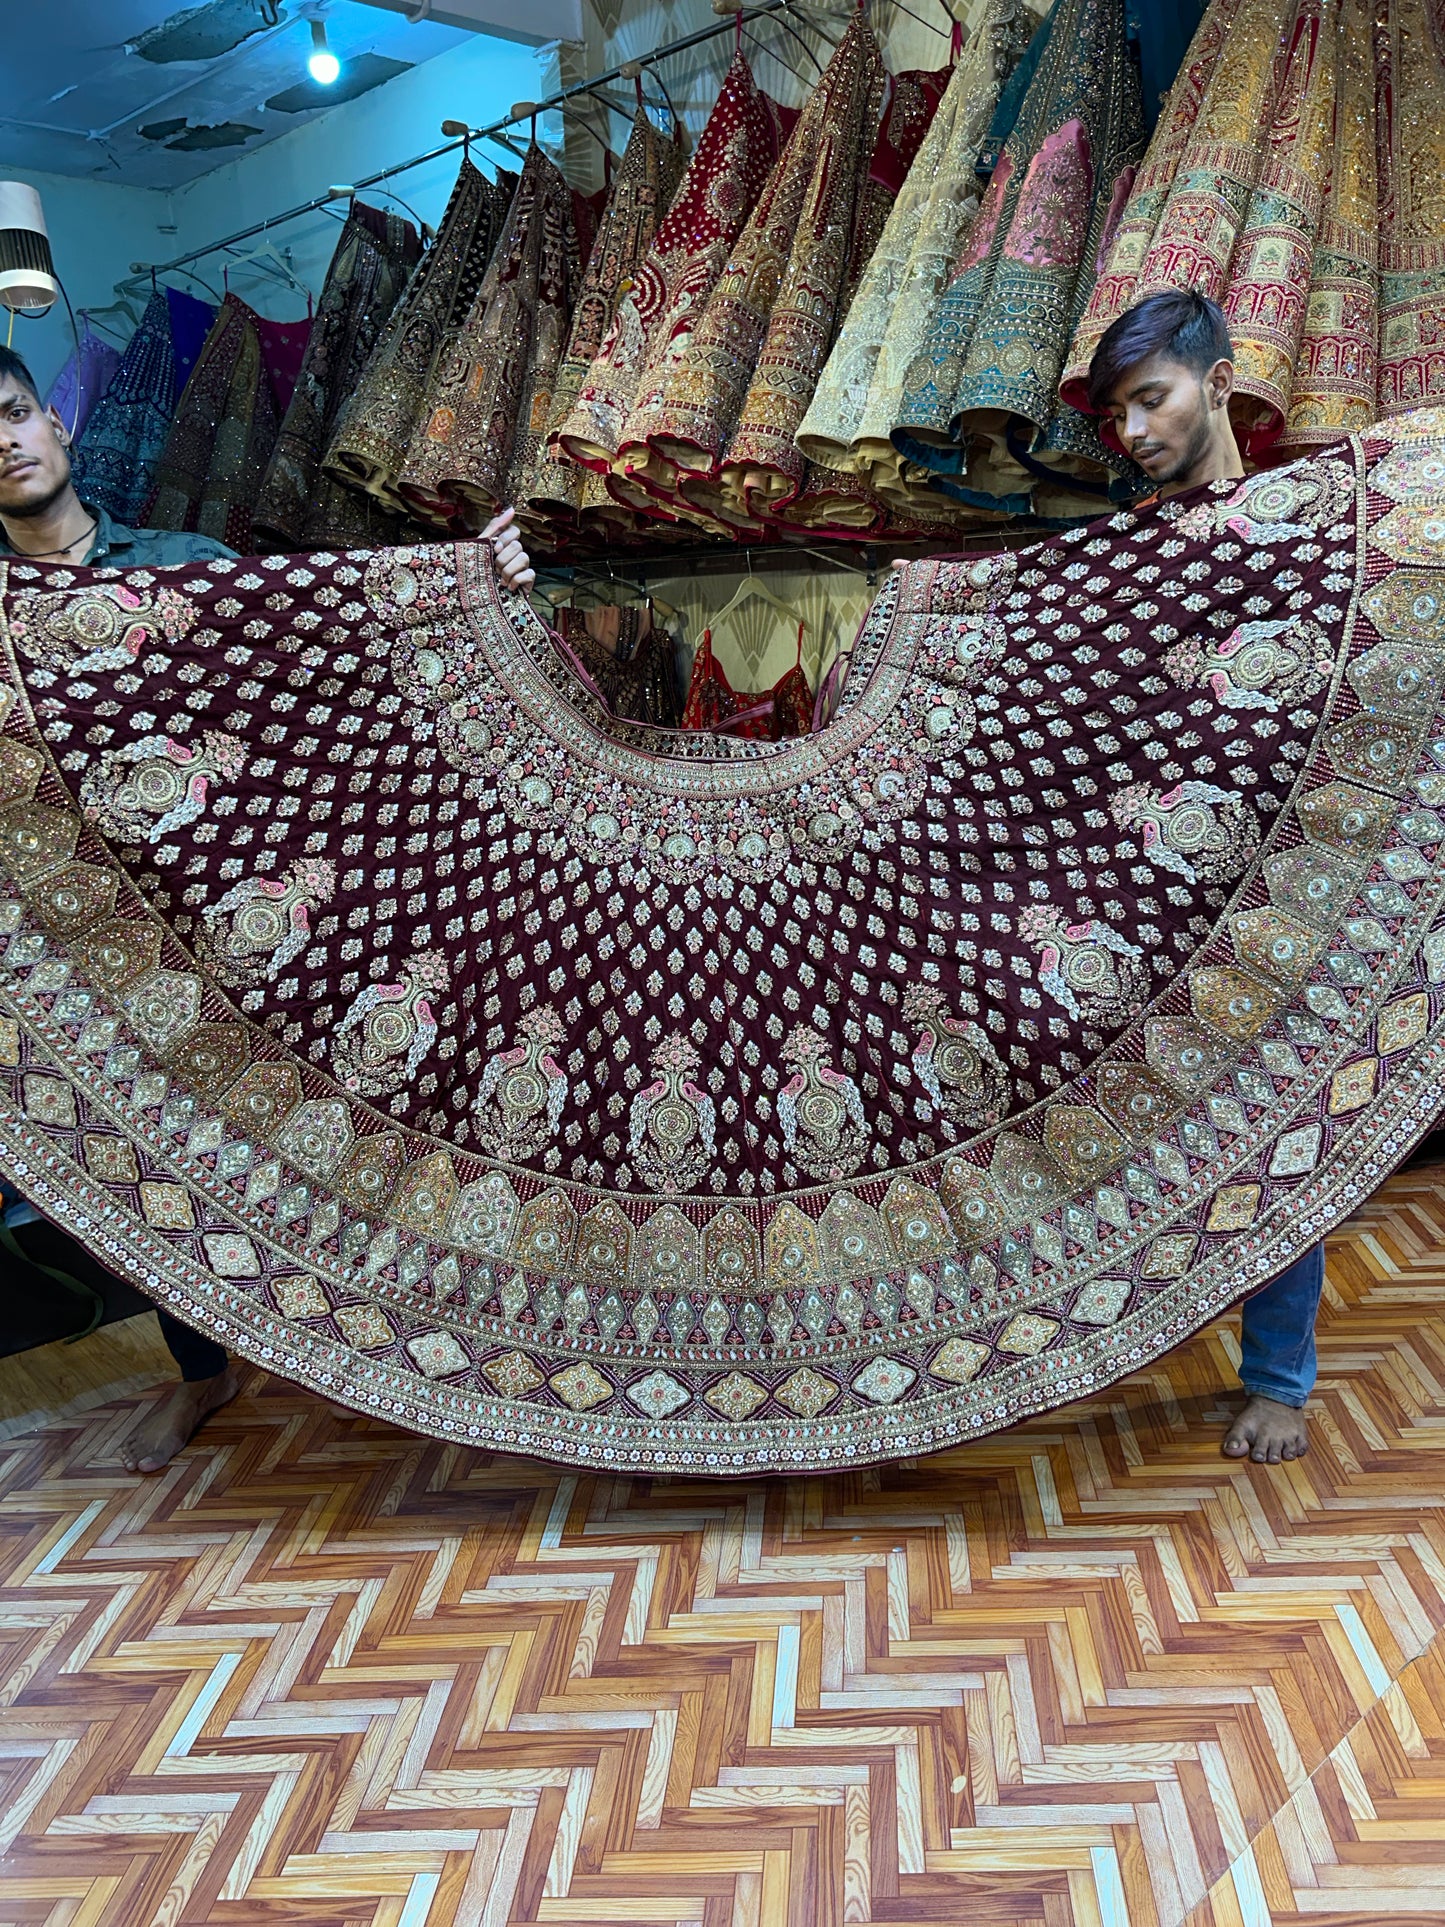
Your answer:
[1093,163,1138,277]
[1003,118,1094,270]
[952,153,1014,276]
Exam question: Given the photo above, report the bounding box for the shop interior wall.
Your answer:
[5,171,177,396]
[9,27,547,395]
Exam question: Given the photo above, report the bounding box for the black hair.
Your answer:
[0,345,43,403]
[1086,289,1233,412]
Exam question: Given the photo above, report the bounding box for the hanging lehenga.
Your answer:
[254,203,422,552]
[1,410,1442,1470]
[772,49,958,536]
[324,162,517,514]
[551,53,797,531]
[636,14,886,534]
[46,318,120,445]
[73,288,215,527]
[794,0,1036,513]
[518,106,684,538]
[145,294,312,554]
[890,0,1146,518]
[1060,0,1445,455]
[399,146,583,529]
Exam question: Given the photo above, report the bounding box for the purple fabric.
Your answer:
[165,287,217,402]
[45,321,122,441]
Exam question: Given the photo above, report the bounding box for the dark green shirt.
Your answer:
[0,504,237,568]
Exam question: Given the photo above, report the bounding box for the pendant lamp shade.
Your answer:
[0,183,59,314]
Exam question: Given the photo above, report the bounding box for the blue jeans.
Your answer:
[1238,1243,1324,1408]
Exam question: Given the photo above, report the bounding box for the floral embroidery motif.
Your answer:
[629,1033,717,1193]
[79,730,245,843]
[902,985,1009,1128]
[1110,780,1259,884]
[778,1027,868,1180]
[331,950,449,1098]
[199,858,336,988]
[1018,903,1147,1027]
[1004,118,1093,270]
[472,1007,569,1158]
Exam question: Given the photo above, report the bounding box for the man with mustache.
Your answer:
[0,342,536,1468]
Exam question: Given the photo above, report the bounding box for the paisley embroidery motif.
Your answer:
[6,581,196,675]
[1164,618,1332,712]
[902,985,1010,1129]
[1110,780,1260,884]
[331,950,449,1099]
[628,1033,717,1194]
[79,730,246,843]
[1018,903,1147,1027]
[199,857,337,988]
[472,1007,569,1158]
[778,1026,868,1180]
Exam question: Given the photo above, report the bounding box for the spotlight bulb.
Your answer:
[308,21,340,85]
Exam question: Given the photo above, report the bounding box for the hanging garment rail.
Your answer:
[125,0,820,282]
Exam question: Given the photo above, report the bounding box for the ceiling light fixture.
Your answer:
[0,182,60,314]
[308,21,340,86]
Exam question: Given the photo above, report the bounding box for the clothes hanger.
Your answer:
[219,236,311,304]
[78,296,141,343]
[158,263,222,301]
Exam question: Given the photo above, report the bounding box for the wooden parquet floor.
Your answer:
[6,1170,1445,1927]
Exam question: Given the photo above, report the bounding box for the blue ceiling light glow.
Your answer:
[307,20,340,85]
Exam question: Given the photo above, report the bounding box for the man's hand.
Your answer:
[482,506,536,594]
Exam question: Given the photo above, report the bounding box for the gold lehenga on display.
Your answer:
[794,0,1036,514]
[1061,0,1445,455]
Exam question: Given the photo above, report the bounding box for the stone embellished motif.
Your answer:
[0,419,1441,1477]
[902,985,1009,1129]
[1164,619,1332,713]
[80,731,245,844]
[5,581,196,676]
[1110,781,1259,885]
[629,1033,716,1194]
[199,858,336,988]
[1018,904,1147,1027]
[777,1027,868,1181]
[331,950,450,1099]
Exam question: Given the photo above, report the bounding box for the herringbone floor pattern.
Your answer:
[5,1168,1445,1926]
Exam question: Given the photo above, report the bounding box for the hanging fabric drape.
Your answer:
[636,15,886,533]
[1061,0,1445,455]
[253,202,422,551]
[519,107,685,536]
[399,146,584,528]
[772,50,958,536]
[46,318,121,445]
[553,53,797,532]
[72,289,214,527]
[145,294,312,554]
[794,0,1037,512]
[890,0,1145,518]
[1,412,1439,1471]
[550,600,682,727]
[324,162,517,513]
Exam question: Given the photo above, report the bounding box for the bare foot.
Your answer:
[1222,1393,1309,1465]
[119,1368,241,1473]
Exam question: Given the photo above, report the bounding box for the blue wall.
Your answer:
[7,28,544,393]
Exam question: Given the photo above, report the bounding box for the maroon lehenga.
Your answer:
[1,417,1441,1470]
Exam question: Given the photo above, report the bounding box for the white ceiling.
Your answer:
[0,1,478,188]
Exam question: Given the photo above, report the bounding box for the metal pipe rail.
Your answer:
[125,0,812,281]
